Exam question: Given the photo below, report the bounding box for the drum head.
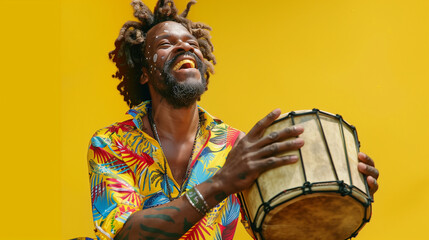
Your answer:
[259,193,367,240]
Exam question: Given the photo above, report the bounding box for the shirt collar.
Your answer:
[126,100,223,132]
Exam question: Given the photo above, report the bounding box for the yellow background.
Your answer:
[1,0,428,239]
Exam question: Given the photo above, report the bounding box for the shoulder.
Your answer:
[89,119,137,147]
[205,117,242,148]
[94,119,136,135]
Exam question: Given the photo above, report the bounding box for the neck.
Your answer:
[150,98,199,142]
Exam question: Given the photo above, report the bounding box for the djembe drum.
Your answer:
[238,109,373,240]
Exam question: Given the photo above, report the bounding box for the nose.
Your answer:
[175,40,194,53]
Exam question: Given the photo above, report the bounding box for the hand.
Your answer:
[212,109,305,196]
[357,152,379,198]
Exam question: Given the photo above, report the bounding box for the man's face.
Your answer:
[143,21,207,108]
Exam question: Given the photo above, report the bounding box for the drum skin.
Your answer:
[240,110,372,240]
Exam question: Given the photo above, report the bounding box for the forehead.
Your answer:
[147,21,193,41]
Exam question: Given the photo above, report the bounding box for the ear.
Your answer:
[140,67,149,85]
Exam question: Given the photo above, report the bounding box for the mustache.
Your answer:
[165,51,204,70]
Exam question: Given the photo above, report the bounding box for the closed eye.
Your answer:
[188,41,199,47]
[158,41,172,48]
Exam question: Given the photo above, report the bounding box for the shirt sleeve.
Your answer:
[87,130,144,240]
[237,194,257,240]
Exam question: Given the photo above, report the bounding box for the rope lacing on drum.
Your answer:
[338,180,352,196]
[301,181,313,194]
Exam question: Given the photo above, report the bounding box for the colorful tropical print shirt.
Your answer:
[88,101,246,240]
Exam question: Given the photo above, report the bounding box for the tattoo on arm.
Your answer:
[238,172,247,180]
[143,214,175,223]
[215,192,228,202]
[153,206,180,212]
[183,217,193,232]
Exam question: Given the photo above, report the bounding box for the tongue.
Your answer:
[180,63,193,70]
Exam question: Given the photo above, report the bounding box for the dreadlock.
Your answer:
[109,0,216,108]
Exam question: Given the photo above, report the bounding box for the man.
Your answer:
[88,1,379,239]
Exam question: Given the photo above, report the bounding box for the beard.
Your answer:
[151,52,207,109]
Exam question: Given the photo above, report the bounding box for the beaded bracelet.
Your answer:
[185,187,210,215]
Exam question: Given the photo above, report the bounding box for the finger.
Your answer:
[253,155,299,172]
[358,162,379,179]
[367,176,378,197]
[358,152,375,167]
[247,109,281,140]
[250,138,305,159]
[253,125,304,149]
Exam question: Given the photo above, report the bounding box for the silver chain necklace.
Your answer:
[148,109,200,201]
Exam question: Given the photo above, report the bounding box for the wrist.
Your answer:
[196,177,230,209]
[185,187,210,215]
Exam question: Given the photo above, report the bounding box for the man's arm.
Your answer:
[114,109,305,240]
[114,180,225,240]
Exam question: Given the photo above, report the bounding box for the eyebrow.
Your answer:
[156,33,172,39]
[155,32,196,41]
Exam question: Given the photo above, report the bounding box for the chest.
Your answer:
[160,138,196,186]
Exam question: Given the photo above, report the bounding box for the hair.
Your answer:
[109,0,216,108]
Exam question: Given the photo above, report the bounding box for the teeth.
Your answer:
[173,59,195,71]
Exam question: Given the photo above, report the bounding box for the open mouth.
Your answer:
[172,59,196,71]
